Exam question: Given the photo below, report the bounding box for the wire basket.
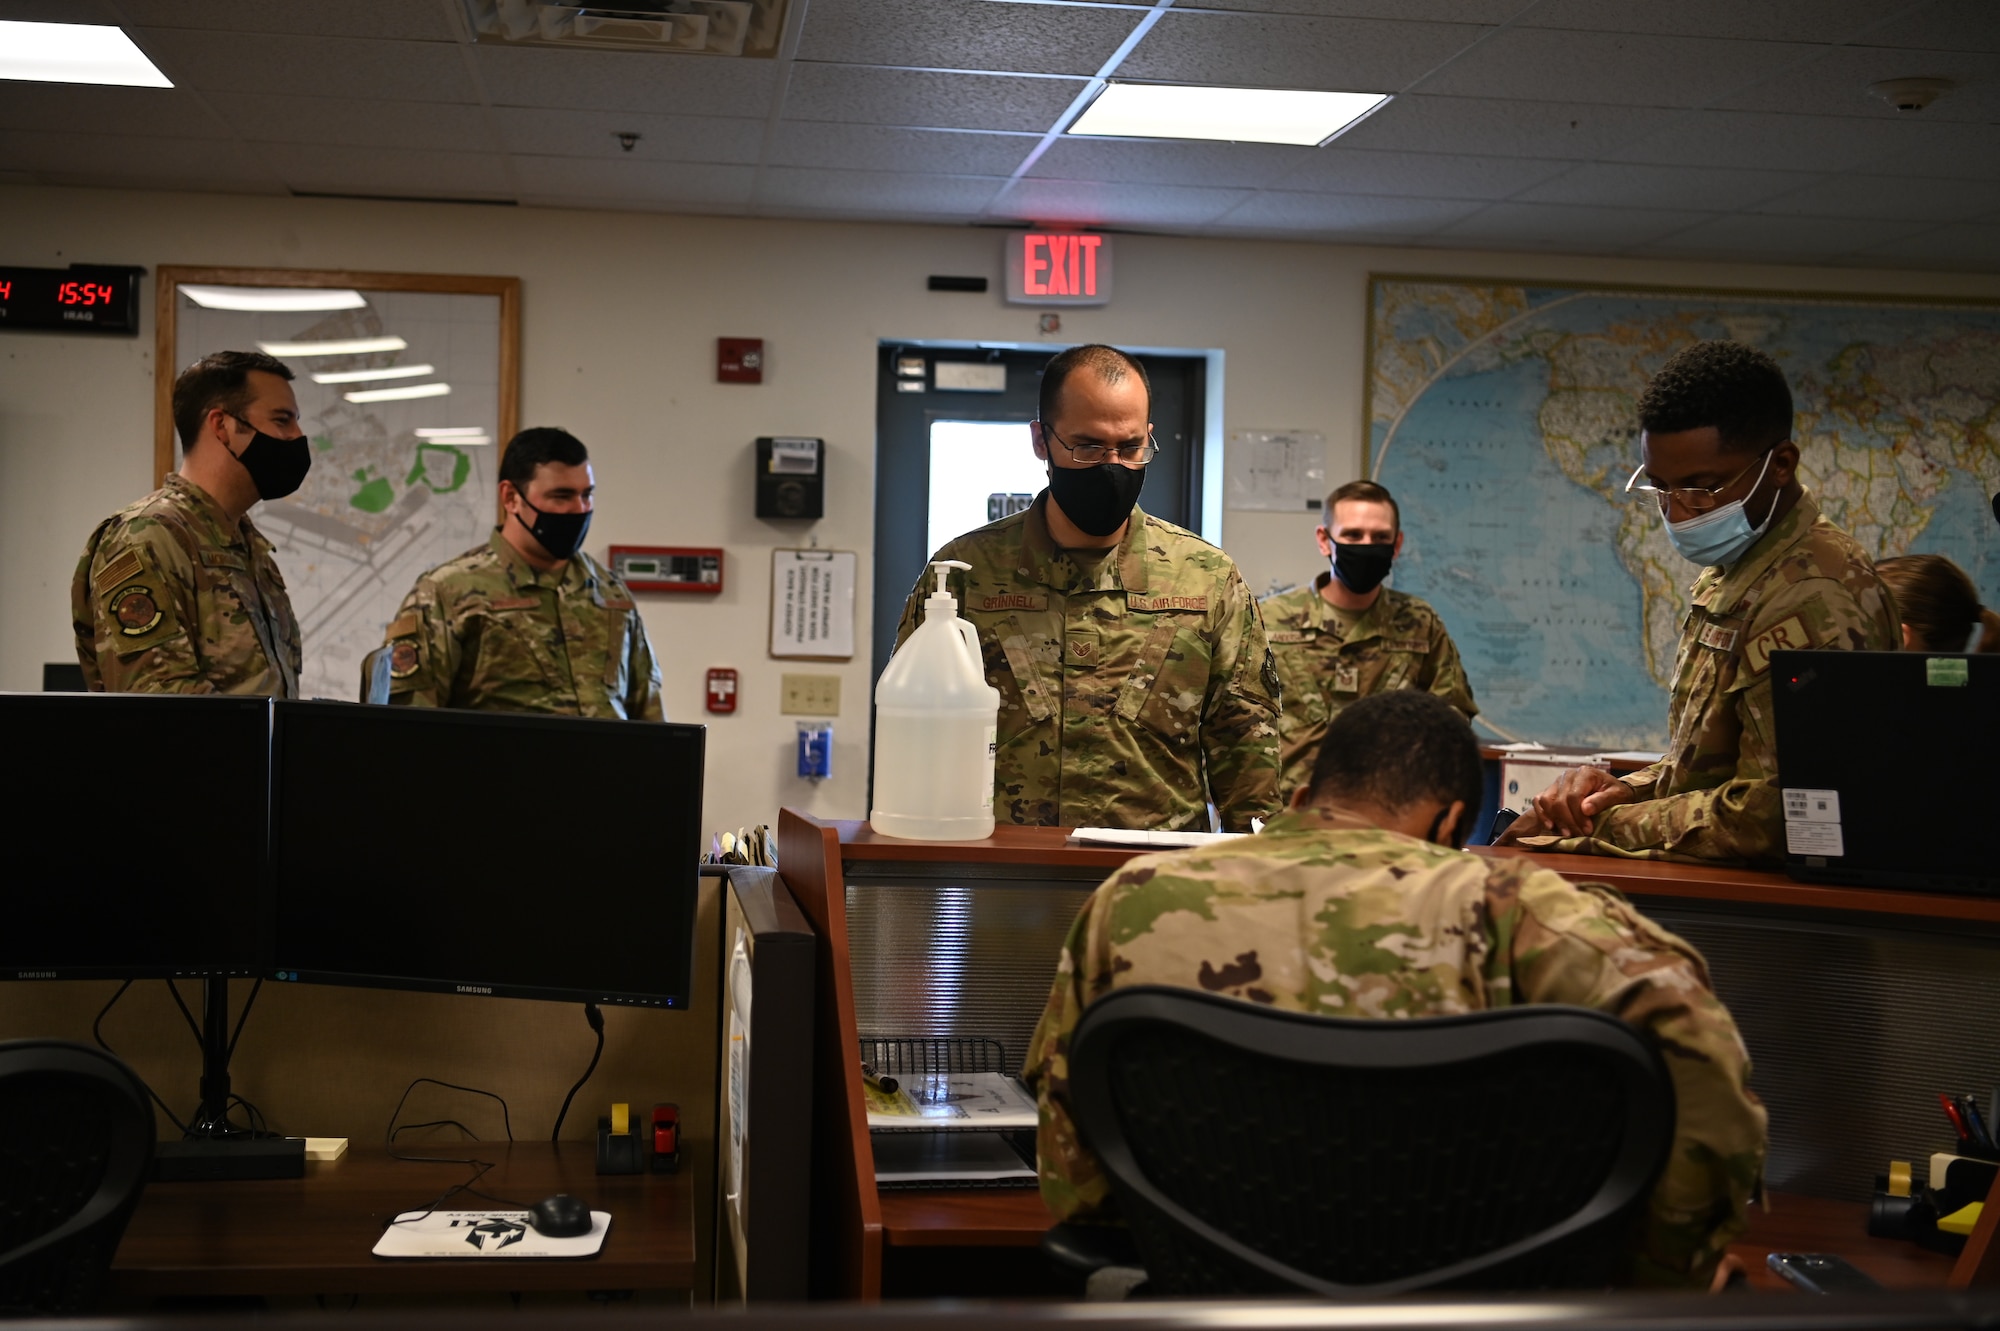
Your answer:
[858,1035,1008,1078]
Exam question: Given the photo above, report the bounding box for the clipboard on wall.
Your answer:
[769,548,857,660]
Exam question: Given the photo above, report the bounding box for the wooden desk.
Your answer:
[1731,1193,1956,1290]
[111,1143,695,1298]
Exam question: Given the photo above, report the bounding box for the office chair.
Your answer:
[1056,986,1674,1297]
[0,1040,156,1315]
[359,645,394,704]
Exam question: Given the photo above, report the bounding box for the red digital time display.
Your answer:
[0,265,140,335]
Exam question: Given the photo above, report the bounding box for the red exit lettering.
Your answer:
[1021,233,1103,298]
[0,280,11,301]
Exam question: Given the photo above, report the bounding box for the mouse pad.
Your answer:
[372,1209,611,1259]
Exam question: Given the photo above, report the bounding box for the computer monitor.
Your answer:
[1772,649,1998,895]
[268,701,705,1008]
[1,691,271,979]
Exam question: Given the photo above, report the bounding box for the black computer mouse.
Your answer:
[526,1193,593,1238]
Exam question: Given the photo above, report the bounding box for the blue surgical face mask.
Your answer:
[1662,450,1775,568]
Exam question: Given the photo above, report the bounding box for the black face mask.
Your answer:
[228,415,312,501]
[1331,541,1395,595]
[1424,804,1465,850]
[1047,461,1146,539]
[514,495,592,562]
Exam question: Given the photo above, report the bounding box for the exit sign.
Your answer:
[1004,232,1112,307]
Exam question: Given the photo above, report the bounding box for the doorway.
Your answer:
[870,343,1208,688]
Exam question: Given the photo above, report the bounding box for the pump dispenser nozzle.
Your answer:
[926,559,972,619]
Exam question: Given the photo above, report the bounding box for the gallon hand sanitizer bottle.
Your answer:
[870,560,1001,840]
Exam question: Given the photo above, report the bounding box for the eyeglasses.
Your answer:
[1624,449,1774,514]
[1041,423,1159,466]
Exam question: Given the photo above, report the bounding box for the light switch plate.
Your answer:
[781,673,841,715]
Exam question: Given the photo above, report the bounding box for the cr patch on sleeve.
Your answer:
[1743,615,1810,675]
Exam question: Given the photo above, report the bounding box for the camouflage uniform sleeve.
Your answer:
[626,611,666,722]
[74,516,209,693]
[1200,570,1283,831]
[383,579,452,708]
[1587,574,1885,865]
[1023,890,1116,1225]
[1421,616,1478,720]
[1496,861,1767,1288]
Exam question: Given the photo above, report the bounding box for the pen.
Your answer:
[1957,1094,1996,1154]
[1940,1092,1973,1144]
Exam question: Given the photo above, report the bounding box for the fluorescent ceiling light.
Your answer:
[310,364,436,385]
[259,336,408,357]
[1068,82,1390,147]
[415,427,489,438]
[0,21,172,88]
[183,285,365,313]
[345,382,451,404]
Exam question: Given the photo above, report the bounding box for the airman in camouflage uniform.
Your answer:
[384,531,663,720]
[893,494,1282,832]
[1517,491,1892,865]
[1023,803,1768,1288]
[1262,575,1476,799]
[72,473,302,696]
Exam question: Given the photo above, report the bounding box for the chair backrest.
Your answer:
[359,646,394,704]
[0,1040,156,1315]
[1067,987,1674,1297]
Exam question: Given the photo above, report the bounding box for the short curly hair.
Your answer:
[1637,340,1792,454]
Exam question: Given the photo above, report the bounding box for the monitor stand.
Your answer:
[153,975,305,1182]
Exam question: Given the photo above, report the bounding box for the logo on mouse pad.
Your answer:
[462,1218,526,1251]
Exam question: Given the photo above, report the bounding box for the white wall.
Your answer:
[5,183,1997,832]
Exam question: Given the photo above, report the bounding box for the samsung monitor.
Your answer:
[269,701,704,1008]
[1,691,271,979]
[1772,649,1998,895]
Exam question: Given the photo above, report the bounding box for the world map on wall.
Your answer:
[1369,277,2000,748]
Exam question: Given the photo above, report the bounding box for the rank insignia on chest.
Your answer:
[1333,663,1360,693]
[112,586,162,637]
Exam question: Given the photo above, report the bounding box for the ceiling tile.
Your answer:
[0,84,231,139]
[1858,0,2000,55]
[0,128,276,185]
[1335,94,1676,160]
[796,0,1140,77]
[756,167,1005,215]
[1184,0,1527,20]
[1210,191,1483,233]
[1747,174,2000,223]
[491,107,763,163]
[767,122,1034,174]
[1118,11,1489,89]
[509,155,756,205]
[210,94,492,152]
[473,44,779,116]
[1433,201,1716,248]
[1417,28,1826,106]
[272,144,511,196]
[1848,121,2000,180]
[1028,136,1303,189]
[1516,162,1814,211]
[1715,47,2000,123]
[1642,213,1931,258]
[1278,146,1570,198]
[991,176,1255,227]
[112,0,460,41]
[1606,109,1930,174]
[1523,0,1887,44]
[0,0,118,20]
[135,29,478,102]
[783,65,1082,131]
[1846,221,2000,270]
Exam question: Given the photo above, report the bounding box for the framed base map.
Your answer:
[1367,274,2000,748]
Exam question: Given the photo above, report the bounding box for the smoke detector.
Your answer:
[1868,77,1953,112]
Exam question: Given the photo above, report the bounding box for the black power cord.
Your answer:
[550,1002,605,1142]
[92,980,192,1136]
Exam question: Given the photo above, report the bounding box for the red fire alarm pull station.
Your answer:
[718,337,764,383]
[609,546,724,594]
[706,668,738,714]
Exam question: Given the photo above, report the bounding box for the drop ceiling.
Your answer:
[1,0,1997,271]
